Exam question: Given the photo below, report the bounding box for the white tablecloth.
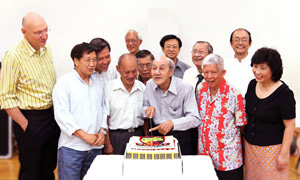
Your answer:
[84,155,218,180]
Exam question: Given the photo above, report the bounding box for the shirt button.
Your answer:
[252,132,255,136]
[252,124,255,127]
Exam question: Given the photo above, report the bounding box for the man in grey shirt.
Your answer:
[159,34,190,78]
[143,56,200,155]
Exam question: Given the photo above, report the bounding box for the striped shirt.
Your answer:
[0,38,56,110]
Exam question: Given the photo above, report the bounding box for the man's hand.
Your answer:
[104,143,114,154]
[145,106,156,118]
[149,120,174,135]
[73,129,97,145]
[21,120,29,132]
[94,132,105,146]
[82,133,98,146]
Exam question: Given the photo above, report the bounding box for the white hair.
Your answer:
[125,29,142,40]
[202,54,224,71]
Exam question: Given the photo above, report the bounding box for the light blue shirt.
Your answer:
[143,76,200,131]
[53,69,107,151]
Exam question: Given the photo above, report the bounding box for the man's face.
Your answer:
[125,32,142,55]
[161,39,180,61]
[22,18,48,51]
[192,43,210,70]
[96,47,111,73]
[75,51,97,78]
[117,56,138,88]
[151,57,173,88]
[137,55,153,80]
[230,29,251,55]
[203,64,225,91]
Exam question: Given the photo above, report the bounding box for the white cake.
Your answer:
[125,136,180,160]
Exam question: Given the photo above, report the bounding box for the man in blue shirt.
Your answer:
[52,43,107,180]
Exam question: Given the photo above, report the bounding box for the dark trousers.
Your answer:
[109,126,143,155]
[13,108,60,180]
[153,128,196,155]
[214,165,243,180]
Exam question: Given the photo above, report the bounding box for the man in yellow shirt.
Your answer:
[0,12,60,180]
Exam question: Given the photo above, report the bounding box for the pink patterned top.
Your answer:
[197,78,247,171]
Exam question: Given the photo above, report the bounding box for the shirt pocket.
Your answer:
[168,103,181,117]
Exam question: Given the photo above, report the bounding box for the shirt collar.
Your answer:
[72,69,95,85]
[175,59,184,70]
[113,78,142,94]
[22,38,47,57]
[218,78,227,95]
[154,76,177,95]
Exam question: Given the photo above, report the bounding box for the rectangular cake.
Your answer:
[125,136,181,160]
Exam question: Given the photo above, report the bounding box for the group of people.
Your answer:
[0,12,296,180]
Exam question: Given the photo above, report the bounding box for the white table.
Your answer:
[84,155,218,180]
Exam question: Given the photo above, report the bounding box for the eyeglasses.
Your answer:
[83,58,97,64]
[125,39,139,43]
[232,38,249,43]
[138,63,152,69]
[33,29,50,37]
[192,50,208,55]
[165,45,179,50]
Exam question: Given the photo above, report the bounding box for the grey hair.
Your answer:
[193,41,214,54]
[125,29,142,40]
[156,56,175,70]
[201,54,224,71]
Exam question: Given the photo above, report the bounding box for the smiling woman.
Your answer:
[244,47,296,180]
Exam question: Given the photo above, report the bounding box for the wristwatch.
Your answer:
[99,129,107,135]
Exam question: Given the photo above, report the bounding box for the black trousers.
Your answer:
[153,128,197,155]
[109,126,143,155]
[214,165,243,180]
[13,108,60,180]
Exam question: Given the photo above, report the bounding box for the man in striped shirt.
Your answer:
[0,12,60,180]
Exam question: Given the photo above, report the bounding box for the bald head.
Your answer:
[22,12,46,29]
[21,12,48,51]
[117,53,138,91]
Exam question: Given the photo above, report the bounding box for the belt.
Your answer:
[110,126,141,133]
[21,107,54,115]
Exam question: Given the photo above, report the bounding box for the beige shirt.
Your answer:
[105,78,145,130]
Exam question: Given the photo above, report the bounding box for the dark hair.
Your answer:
[194,41,214,53]
[70,42,96,61]
[251,47,283,82]
[159,34,182,48]
[90,38,111,53]
[135,49,154,61]
[230,28,252,44]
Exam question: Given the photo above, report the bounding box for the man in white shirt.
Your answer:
[225,28,254,96]
[104,53,146,155]
[183,41,213,97]
[52,43,107,179]
[90,38,119,87]
[125,30,143,55]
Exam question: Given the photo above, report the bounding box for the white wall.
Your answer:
[1,0,299,125]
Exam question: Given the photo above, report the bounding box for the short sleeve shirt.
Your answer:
[198,78,247,171]
[245,79,296,146]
